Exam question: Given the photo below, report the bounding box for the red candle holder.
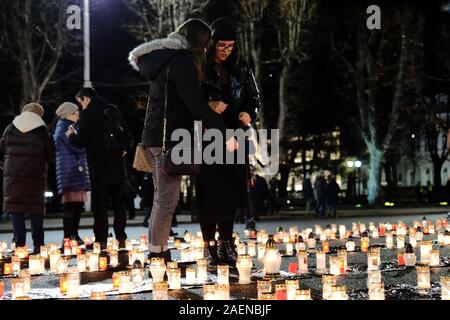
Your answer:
[288,262,298,274]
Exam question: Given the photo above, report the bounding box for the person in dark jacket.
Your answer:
[67,88,130,249]
[326,174,341,218]
[249,168,269,219]
[129,18,236,261]
[54,102,90,244]
[196,18,261,266]
[302,173,314,213]
[0,103,54,253]
[314,170,327,217]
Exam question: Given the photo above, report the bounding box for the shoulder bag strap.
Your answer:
[162,65,171,152]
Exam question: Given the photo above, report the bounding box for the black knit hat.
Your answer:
[210,17,237,41]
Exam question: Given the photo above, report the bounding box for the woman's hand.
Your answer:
[226,137,239,152]
[239,112,251,126]
[208,101,228,114]
[66,125,75,138]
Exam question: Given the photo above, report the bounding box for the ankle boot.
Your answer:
[204,240,220,267]
[218,240,237,266]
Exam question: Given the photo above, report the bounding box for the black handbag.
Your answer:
[160,65,201,176]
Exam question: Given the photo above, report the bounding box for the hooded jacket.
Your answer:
[128,33,227,149]
[54,118,90,196]
[0,112,54,214]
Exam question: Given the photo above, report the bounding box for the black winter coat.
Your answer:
[0,116,54,214]
[129,36,227,149]
[68,97,127,187]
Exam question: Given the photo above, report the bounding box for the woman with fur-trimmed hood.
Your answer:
[129,19,237,261]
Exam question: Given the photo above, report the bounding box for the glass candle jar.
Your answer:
[112,272,120,290]
[118,271,132,294]
[185,267,196,284]
[368,282,385,300]
[322,241,330,253]
[338,249,347,272]
[405,253,416,267]
[367,270,382,287]
[285,279,299,300]
[361,237,369,253]
[322,274,337,300]
[167,268,181,290]
[259,292,276,300]
[203,284,216,300]
[295,289,312,300]
[329,256,342,275]
[109,250,118,267]
[12,255,21,273]
[196,259,208,283]
[329,285,348,300]
[247,241,256,257]
[215,284,230,300]
[152,282,169,300]
[67,273,80,298]
[93,242,101,255]
[316,251,327,271]
[346,240,356,252]
[417,265,431,289]
[39,245,48,259]
[307,237,316,249]
[441,276,450,300]
[131,268,144,286]
[420,241,433,264]
[275,284,287,300]
[410,236,417,248]
[129,249,145,266]
[60,275,68,295]
[29,255,42,275]
[77,254,87,272]
[99,256,108,271]
[57,258,68,275]
[63,238,71,256]
[237,242,246,256]
[180,248,190,262]
[257,242,266,260]
[20,270,31,293]
[3,262,12,276]
[296,251,308,274]
[285,242,294,256]
[385,232,394,249]
[217,265,230,285]
[371,229,379,240]
[11,278,25,299]
[397,235,405,249]
[149,258,166,283]
[339,225,346,239]
[367,250,381,271]
[295,241,306,253]
[88,253,99,272]
[430,250,440,267]
[397,249,406,266]
[236,255,253,284]
[257,280,272,299]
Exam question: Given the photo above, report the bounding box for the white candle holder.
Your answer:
[397,235,405,249]
[57,258,68,274]
[77,254,87,272]
[262,236,281,280]
[322,275,337,300]
[11,278,25,299]
[420,241,433,265]
[215,284,230,300]
[405,253,416,267]
[149,258,166,283]
[185,267,196,284]
[367,250,381,271]
[316,251,327,271]
[203,284,216,300]
[346,240,356,252]
[285,242,294,256]
[417,265,431,289]
[329,285,348,300]
[257,280,272,300]
[441,276,450,300]
[295,289,312,300]
[180,248,190,262]
[248,241,256,257]
[88,253,99,272]
[196,259,208,283]
[385,232,394,249]
[430,250,440,267]
[286,279,299,300]
[167,268,181,289]
[297,251,308,274]
[19,270,31,293]
[368,282,385,300]
[67,273,80,298]
[329,256,343,275]
[217,265,230,285]
[131,268,144,286]
[153,282,169,300]
[367,270,382,287]
[118,272,132,293]
[236,255,253,284]
[109,250,119,267]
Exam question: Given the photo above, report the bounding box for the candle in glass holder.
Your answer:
[417,265,431,289]
[70,240,78,256]
[99,256,108,271]
[149,258,166,283]
[420,241,433,264]
[275,284,287,300]
[57,258,68,274]
[180,248,190,262]
[329,256,342,275]
[368,282,385,300]
[322,241,330,253]
[236,255,252,284]
[167,268,181,289]
[237,242,246,256]
[20,269,31,293]
[285,279,299,300]
[285,242,294,256]
[346,240,356,252]
[4,262,12,275]
[77,254,86,272]
[398,249,405,266]
[297,250,308,274]
[11,278,25,299]
[91,291,106,300]
[126,240,133,251]
[385,232,394,249]
[430,250,440,267]
[196,259,208,283]
[329,285,348,300]
[445,231,450,245]
[361,236,369,253]
[215,284,230,300]
[60,275,68,295]
[67,272,80,298]
[49,251,61,273]
[185,267,196,284]
[405,253,416,267]
[257,242,266,260]
[367,249,381,271]
[322,275,337,300]
[29,255,41,275]
[257,280,272,300]
[259,292,276,300]
[118,271,132,293]
[397,235,405,249]
[203,284,216,300]
[295,236,305,253]
[379,224,385,237]
[438,232,445,245]
[441,276,450,300]
[316,251,326,272]
[262,236,281,280]
[12,255,21,273]
[88,253,99,272]
[129,249,145,266]
[92,242,101,254]
[112,272,120,290]
[295,289,311,300]
[339,225,346,239]
[131,268,144,285]
[39,245,48,259]
[367,270,382,287]
[410,236,417,248]
[83,237,91,247]
[248,241,256,257]
[153,282,169,300]
[307,234,316,249]
[63,238,71,256]
[338,249,347,272]
[109,250,118,267]
[217,264,229,285]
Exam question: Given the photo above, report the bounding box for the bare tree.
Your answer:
[237,0,269,128]
[0,0,70,106]
[331,9,419,205]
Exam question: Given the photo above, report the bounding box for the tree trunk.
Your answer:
[432,159,445,202]
[249,22,264,128]
[367,148,384,205]
[278,61,289,148]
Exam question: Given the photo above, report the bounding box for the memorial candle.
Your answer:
[99,256,108,271]
[77,254,86,272]
[12,255,21,273]
[215,284,230,300]
[322,275,337,300]
[109,250,118,267]
[88,253,99,272]
[385,232,394,249]
[186,267,196,284]
[361,236,369,253]
[71,240,78,256]
[275,284,287,300]
[237,242,246,255]
[112,272,120,290]
[248,241,256,257]
[149,258,166,283]
[118,271,132,294]
[368,282,385,300]
[329,256,341,275]
[420,241,433,264]
[93,242,101,254]
[367,249,381,271]
[236,255,252,284]
[295,289,312,300]
[131,268,144,285]
[63,238,71,256]
[60,275,68,295]
[441,276,450,300]
[322,241,330,253]
[316,251,326,271]
[398,249,406,266]
[417,265,431,289]
[196,259,208,283]
[257,280,272,300]
[346,240,356,252]
[4,262,12,275]
[285,280,299,300]
[430,250,440,267]
[167,268,181,289]
[297,250,308,274]
[57,258,68,274]
[153,282,169,300]
[329,285,348,300]
[20,270,31,293]
[11,278,25,299]
[217,265,230,285]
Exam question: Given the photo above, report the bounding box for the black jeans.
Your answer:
[10,213,44,249]
[200,221,234,242]
[91,184,127,243]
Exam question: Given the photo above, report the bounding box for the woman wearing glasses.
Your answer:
[197,17,261,267]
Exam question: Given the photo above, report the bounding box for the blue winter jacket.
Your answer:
[54,119,90,196]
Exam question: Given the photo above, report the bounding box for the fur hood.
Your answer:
[12,111,46,133]
[128,32,187,71]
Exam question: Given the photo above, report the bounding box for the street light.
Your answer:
[83,0,92,88]
[346,159,362,203]
[355,160,362,168]
[346,160,354,168]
